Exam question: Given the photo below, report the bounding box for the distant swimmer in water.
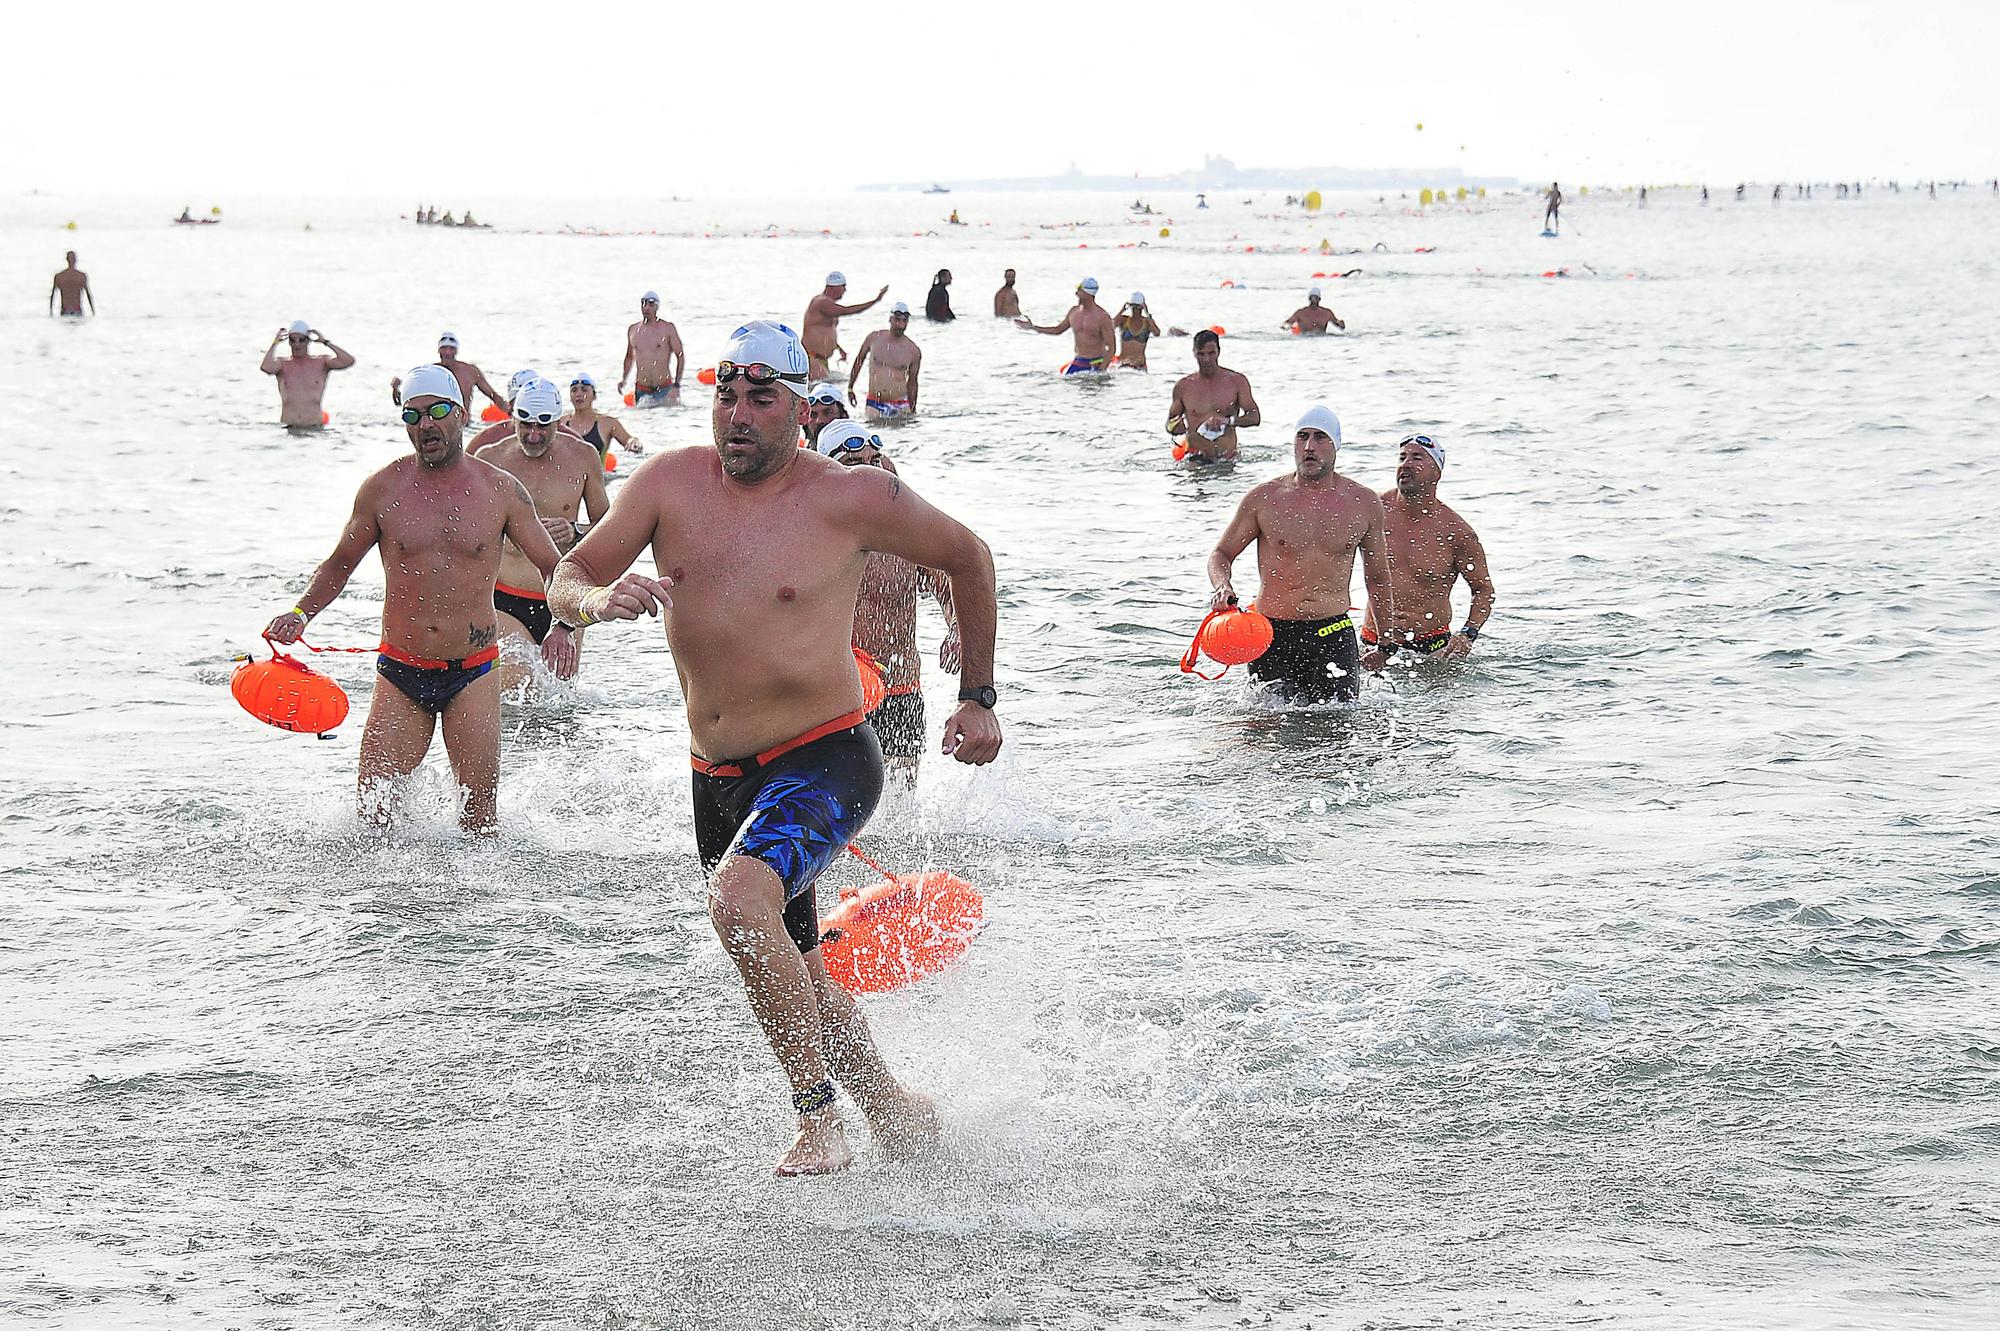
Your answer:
[562,372,641,458]
[817,421,960,787]
[993,268,1022,319]
[390,333,507,412]
[1168,330,1262,462]
[1544,181,1563,229]
[472,379,608,694]
[1115,292,1161,370]
[263,364,564,831]
[620,291,685,406]
[925,269,956,322]
[1361,435,1494,669]
[1283,286,1345,335]
[1017,276,1116,374]
[260,319,355,428]
[803,271,889,381]
[549,320,1001,1177]
[1205,404,1397,704]
[50,251,94,317]
[850,302,922,422]
[803,380,849,447]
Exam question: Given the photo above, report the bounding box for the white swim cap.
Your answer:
[512,379,564,422]
[890,301,911,316]
[1078,277,1100,293]
[1308,286,1323,298]
[288,319,310,336]
[815,420,880,457]
[402,363,464,407]
[719,320,811,398]
[438,332,460,349]
[1294,404,1341,443]
[1129,291,1145,305]
[805,381,843,406]
[1401,433,1446,471]
[825,271,847,287]
[508,368,540,396]
[641,290,660,304]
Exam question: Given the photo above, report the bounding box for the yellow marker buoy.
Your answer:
[1456,186,1467,202]
[1477,186,1487,199]
[1303,189,1322,212]
[1159,226,1170,238]
[1419,188,1434,206]
[1580,185,1590,196]
[64,220,77,230]
[1416,121,1424,131]
[211,205,222,216]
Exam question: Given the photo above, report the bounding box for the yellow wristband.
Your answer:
[290,605,309,621]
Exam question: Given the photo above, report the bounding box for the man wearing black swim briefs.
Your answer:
[1206,404,1398,703]
[549,320,1002,1179]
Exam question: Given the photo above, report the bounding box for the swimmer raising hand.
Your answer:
[580,570,675,621]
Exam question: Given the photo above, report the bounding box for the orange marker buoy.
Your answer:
[1209,324,1226,336]
[1178,605,1274,679]
[819,866,984,994]
[854,646,887,713]
[320,411,330,425]
[231,646,350,737]
[479,404,506,423]
[696,366,718,386]
[604,453,617,472]
[1220,280,1235,288]
[1171,441,1189,461]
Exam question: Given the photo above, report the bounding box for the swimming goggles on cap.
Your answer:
[513,408,560,425]
[1400,434,1436,447]
[716,360,808,388]
[401,402,456,424]
[827,430,884,455]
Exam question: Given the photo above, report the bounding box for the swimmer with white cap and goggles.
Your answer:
[622,291,685,406]
[260,318,355,428]
[548,319,1002,1178]
[1283,286,1345,335]
[264,362,566,831]
[849,302,922,421]
[802,380,849,447]
[1205,403,1399,704]
[803,271,891,381]
[389,331,507,412]
[1361,433,1495,668]
[1016,275,1118,374]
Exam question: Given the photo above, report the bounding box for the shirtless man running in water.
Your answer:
[50,252,94,317]
[390,334,507,413]
[803,272,889,381]
[1168,330,1262,461]
[849,303,923,422]
[1206,405,1398,704]
[1017,276,1116,374]
[1282,287,1345,334]
[620,292,685,407]
[265,365,563,830]
[471,378,608,693]
[1362,434,1495,668]
[550,321,1002,1177]
[260,320,356,428]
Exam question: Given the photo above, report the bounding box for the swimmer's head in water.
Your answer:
[1396,434,1445,490]
[401,363,465,467]
[568,372,596,405]
[1307,286,1323,304]
[804,382,846,441]
[817,420,883,465]
[512,380,563,454]
[715,321,811,480]
[437,332,460,360]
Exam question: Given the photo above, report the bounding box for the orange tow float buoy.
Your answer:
[854,646,887,713]
[480,404,507,422]
[622,391,636,407]
[1209,324,1226,336]
[819,845,984,995]
[604,453,617,472]
[231,643,350,737]
[320,411,330,425]
[1178,605,1274,679]
[696,366,718,386]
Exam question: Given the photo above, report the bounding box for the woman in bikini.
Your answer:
[563,373,643,460]
[1116,292,1161,370]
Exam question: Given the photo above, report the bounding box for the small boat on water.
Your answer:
[923,184,950,194]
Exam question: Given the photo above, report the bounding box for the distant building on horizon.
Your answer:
[861,153,1520,194]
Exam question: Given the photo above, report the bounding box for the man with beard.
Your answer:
[548,321,1002,1178]
[1361,434,1495,668]
[992,268,1021,318]
[264,365,562,830]
[803,381,849,447]
[848,302,923,422]
[1205,404,1397,704]
[476,378,610,692]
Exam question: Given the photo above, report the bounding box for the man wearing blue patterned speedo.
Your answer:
[549,320,1004,1178]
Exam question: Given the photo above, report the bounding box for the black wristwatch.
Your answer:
[1460,624,1480,642]
[958,684,997,710]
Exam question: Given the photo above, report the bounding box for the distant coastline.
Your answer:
[860,153,1522,194]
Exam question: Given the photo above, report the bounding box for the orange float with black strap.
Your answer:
[1178,604,1274,679]
[854,646,887,713]
[622,391,637,407]
[818,843,984,995]
[231,639,350,737]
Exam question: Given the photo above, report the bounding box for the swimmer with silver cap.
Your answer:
[547,315,1004,1179]
[1017,275,1117,374]
[262,359,565,832]
[1168,329,1262,460]
[622,289,685,406]
[849,301,922,421]
[1284,285,1346,335]
[803,269,890,381]
[1116,290,1161,370]
[1362,433,1495,669]
[1202,402,1399,704]
[261,316,354,428]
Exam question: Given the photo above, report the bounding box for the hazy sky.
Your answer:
[12,0,1991,195]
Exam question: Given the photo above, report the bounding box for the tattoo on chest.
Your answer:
[468,622,497,649]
